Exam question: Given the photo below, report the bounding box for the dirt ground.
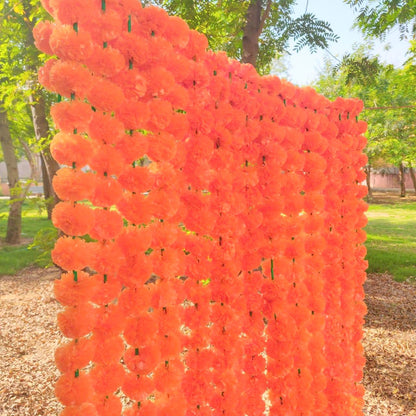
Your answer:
[0,267,415,416]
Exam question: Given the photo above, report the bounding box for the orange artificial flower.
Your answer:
[90,363,125,395]
[89,209,123,240]
[91,334,125,364]
[33,21,55,55]
[122,373,155,402]
[50,132,93,168]
[54,270,98,305]
[87,111,125,146]
[51,236,93,271]
[123,314,159,347]
[124,346,161,375]
[90,176,123,208]
[50,101,93,133]
[52,201,94,236]
[55,337,94,373]
[55,372,94,406]
[57,303,98,338]
[49,25,94,61]
[59,403,98,416]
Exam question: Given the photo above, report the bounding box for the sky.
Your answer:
[275,0,411,86]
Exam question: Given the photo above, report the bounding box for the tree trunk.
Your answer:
[365,164,373,201]
[0,105,22,244]
[409,165,416,194]
[29,90,60,218]
[399,162,406,198]
[242,0,272,67]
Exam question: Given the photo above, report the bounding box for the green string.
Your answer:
[128,15,132,32]
[101,0,106,11]
[73,22,78,33]
[73,270,78,282]
[270,259,274,280]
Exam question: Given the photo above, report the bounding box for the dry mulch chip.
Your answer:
[0,267,415,415]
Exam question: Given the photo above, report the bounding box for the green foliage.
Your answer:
[0,198,54,275]
[315,45,416,171]
[0,244,42,275]
[344,0,416,39]
[29,227,58,268]
[146,0,338,73]
[366,201,416,281]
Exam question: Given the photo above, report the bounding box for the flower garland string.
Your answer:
[35,1,369,415]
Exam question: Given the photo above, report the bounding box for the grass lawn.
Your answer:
[0,198,54,275]
[1,192,416,281]
[365,195,416,282]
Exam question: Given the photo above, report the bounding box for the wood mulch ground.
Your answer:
[0,267,415,415]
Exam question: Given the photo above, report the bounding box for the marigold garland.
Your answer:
[36,0,368,414]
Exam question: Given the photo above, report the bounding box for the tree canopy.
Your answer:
[344,0,416,39]
[145,0,339,73]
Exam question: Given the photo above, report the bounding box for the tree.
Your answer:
[315,47,416,198]
[145,0,339,73]
[0,0,60,221]
[344,0,416,39]
[0,103,23,244]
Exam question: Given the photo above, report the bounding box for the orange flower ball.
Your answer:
[91,334,125,365]
[51,236,92,271]
[85,46,125,78]
[93,304,126,337]
[122,373,155,402]
[111,69,147,100]
[90,176,123,208]
[90,209,123,240]
[50,132,93,168]
[89,145,125,177]
[38,59,57,92]
[115,132,148,164]
[88,8,123,43]
[57,303,98,338]
[116,100,150,130]
[55,337,94,373]
[93,394,122,416]
[146,132,177,163]
[123,314,159,347]
[60,403,98,416]
[86,78,125,112]
[33,21,55,55]
[49,60,93,99]
[52,201,94,236]
[90,363,125,395]
[55,372,94,406]
[87,112,125,146]
[53,168,96,202]
[89,273,123,305]
[54,270,98,306]
[50,101,93,134]
[116,192,153,225]
[49,25,94,61]
[124,345,162,375]
[123,403,157,416]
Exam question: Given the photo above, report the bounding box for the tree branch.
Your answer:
[259,0,272,35]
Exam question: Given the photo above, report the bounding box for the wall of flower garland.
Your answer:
[34,1,369,415]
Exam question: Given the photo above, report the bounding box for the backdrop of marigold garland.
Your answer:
[34,1,368,415]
